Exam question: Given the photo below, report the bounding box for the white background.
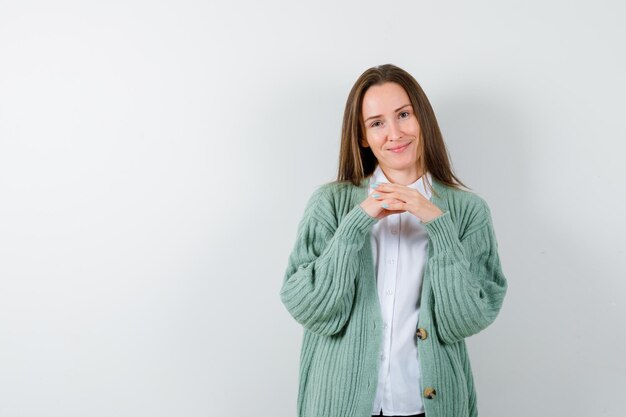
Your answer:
[1,0,625,416]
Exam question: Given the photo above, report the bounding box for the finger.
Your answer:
[372,187,401,197]
[371,191,401,200]
[382,209,405,216]
[370,191,386,200]
[379,197,402,204]
[380,187,424,206]
[374,191,409,206]
[374,183,409,198]
[381,200,407,211]
[373,182,404,192]
[377,209,404,219]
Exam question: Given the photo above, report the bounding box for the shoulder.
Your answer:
[302,180,358,229]
[306,180,356,206]
[443,185,490,213]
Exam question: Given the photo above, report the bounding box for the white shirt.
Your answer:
[369,164,432,416]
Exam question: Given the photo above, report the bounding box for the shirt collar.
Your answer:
[369,164,432,200]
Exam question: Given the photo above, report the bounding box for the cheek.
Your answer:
[367,131,385,145]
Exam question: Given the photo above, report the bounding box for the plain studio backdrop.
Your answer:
[1,0,625,416]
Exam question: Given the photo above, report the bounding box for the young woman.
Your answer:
[280,64,508,417]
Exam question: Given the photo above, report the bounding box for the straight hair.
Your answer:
[336,64,470,196]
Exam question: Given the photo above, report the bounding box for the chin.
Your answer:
[383,160,418,170]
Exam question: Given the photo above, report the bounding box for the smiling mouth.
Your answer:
[388,142,411,153]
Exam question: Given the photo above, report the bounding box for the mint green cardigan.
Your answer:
[280,176,508,417]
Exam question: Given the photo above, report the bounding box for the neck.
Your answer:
[380,164,424,186]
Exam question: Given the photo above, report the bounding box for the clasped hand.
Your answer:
[360,182,444,222]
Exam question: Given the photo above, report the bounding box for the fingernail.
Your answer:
[372,193,380,198]
[382,203,388,209]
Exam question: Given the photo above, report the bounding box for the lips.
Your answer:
[388,142,411,152]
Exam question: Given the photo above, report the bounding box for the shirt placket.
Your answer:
[380,213,401,407]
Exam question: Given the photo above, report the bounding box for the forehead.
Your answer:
[362,82,411,115]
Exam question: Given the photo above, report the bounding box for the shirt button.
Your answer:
[416,328,428,340]
[386,259,396,265]
[424,387,437,399]
[390,228,398,235]
[383,323,389,329]
[386,289,393,295]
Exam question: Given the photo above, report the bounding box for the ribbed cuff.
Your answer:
[423,211,463,254]
[335,204,378,243]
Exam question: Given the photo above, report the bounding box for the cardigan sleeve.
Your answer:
[423,199,508,344]
[280,187,378,337]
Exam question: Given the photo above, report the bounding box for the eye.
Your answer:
[370,121,382,128]
[399,111,410,118]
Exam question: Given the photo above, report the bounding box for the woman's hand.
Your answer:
[360,182,444,222]
[360,188,405,220]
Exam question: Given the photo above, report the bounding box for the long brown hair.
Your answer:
[336,64,469,194]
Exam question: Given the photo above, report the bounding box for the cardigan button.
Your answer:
[423,387,437,399]
[416,328,428,340]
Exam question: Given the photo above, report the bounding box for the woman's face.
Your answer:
[360,82,421,175]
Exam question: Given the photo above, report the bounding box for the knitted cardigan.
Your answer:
[280,176,508,417]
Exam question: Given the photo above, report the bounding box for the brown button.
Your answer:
[416,328,428,340]
[423,387,437,399]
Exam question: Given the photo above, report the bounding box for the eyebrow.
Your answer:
[364,104,412,123]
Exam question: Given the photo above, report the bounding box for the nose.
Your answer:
[388,119,403,141]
